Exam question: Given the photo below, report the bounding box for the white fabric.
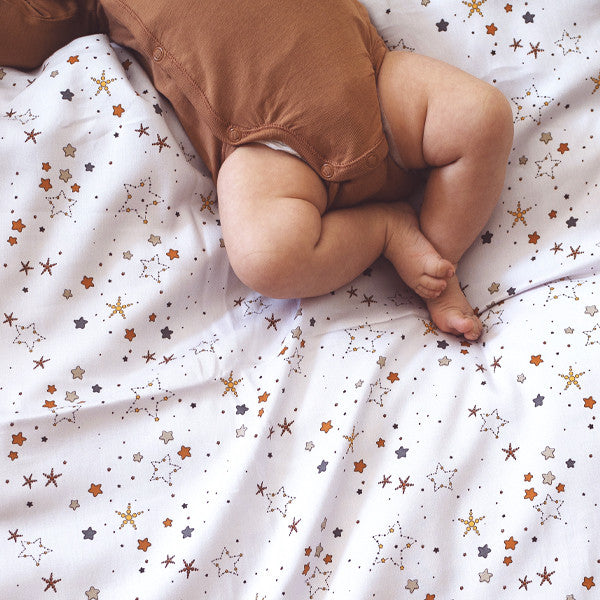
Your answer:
[2,2,600,598]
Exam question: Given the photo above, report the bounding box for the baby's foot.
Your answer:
[426,275,483,341]
[383,202,455,299]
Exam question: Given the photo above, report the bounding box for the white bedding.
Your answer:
[2,1,600,598]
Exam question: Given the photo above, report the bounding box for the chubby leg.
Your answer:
[217,144,453,299]
[377,51,514,340]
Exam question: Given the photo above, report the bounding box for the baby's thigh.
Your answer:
[377,51,510,169]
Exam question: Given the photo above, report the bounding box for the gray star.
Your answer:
[74,317,88,329]
[65,391,79,403]
[541,446,555,460]
[478,544,491,558]
[317,460,328,473]
[542,471,555,485]
[181,526,194,538]
[59,168,72,183]
[71,366,85,380]
[532,394,544,407]
[85,162,95,171]
[85,586,100,600]
[159,431,174,444]
[63,143,76,157]
[60,89,74,101]
[395,446,408,459]
[566,458,575,468]
[69,499,80,510]
[82,527,97,540]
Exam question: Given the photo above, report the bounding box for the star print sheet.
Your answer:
[2,1,600,598]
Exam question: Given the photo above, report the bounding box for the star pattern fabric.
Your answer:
[2,2,600,598]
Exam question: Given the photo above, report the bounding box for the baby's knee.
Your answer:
[227,244,299,299]
[475,85,514,151]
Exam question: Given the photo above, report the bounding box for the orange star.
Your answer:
[39,178,52,191]
[354,459,367,473]
[166,248,179,260]
[304,547,312,556]
[43,399,57,409]
[124,328,136,342]
[12,219,25,232]
[113,104,125,117]
[504,3,512,11]
[528,231,540,244]
[47,385,57,394]
[320,420,333,433]
[67,55,79,64]
[376,438,385,448]
[387,372,399,383]
[149,313,157,322]
[530,355,543,366]
[486,23,498,35]
[178,445,191,459]
[8,451,18,461]
[7,236,17,246]
[71,183,80,193]
[302,563,310,575]
[12,432,27,446]
[42,162,51,171]
[503,556,513,566]
[556,483,565,493]
[557,143,569,154]
[524,487,537,500]
[583,396,596,409]
[504,536,518,550]
[323,554,333,564]
[548,209,557,218]
[81,275,94,289]
[258,392,270,403]
[582,576,595,590]
[137,538,151,552]
[88,483,103,497]
[163,518,173,527]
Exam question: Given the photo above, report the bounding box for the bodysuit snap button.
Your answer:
[227,126,241,142]
[321,163,334,178]
[152,46,165,62]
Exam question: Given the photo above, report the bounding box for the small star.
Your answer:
[181,526,194,538]
[60,89,74,101]
[74,317,88,329]
[478,544,491,558]
[509,38,523,51]
[317,460,328,473]
[82,527,97,540]
[479,568,493,583]
[405,579,419,593]
[522,11,535,23]
[159,430,174,444]
[63,143,76,157]
[395,446,408,459]
[69,499,80,510]
[85,586,100,599]
[436,19,449,31]
[541,446,555,460]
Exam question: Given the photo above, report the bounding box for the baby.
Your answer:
[2,0,513,341]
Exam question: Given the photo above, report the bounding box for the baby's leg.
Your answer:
[377,52,513,340]
[217,144,452,299]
